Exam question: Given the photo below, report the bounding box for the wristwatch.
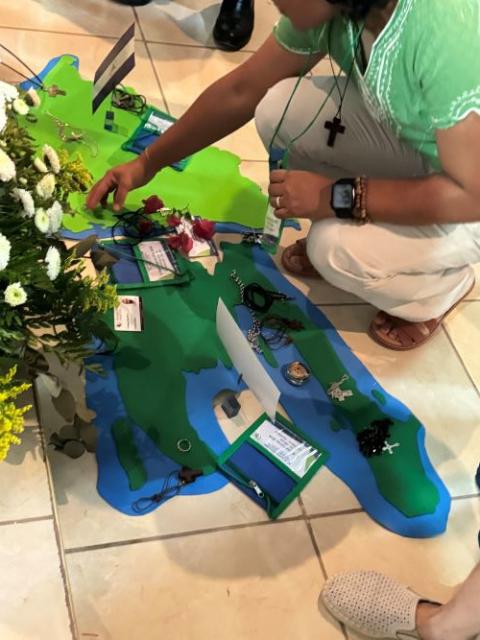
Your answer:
[330,178,356,219]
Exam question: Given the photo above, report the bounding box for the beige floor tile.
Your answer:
[311,498,480,612]
[0,0,135,37]
[0,519,72,640]
[49,451,301,550]
[0,427,52,522]
[138,0,279,51]
[444,301,480,391]
[239,159,269,193]
[301,468,361,516]
[147,41,267,159]
[67,520,344,640]
[320,305,480,499]
[0,29,166,111]
[36,370,300,550]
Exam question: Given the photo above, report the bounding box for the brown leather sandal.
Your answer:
[281,239,321,278]
[368,282,475,351]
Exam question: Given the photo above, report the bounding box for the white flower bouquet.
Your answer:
[0,81,118,460]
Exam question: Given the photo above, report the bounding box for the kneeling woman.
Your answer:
[88,0,480,351]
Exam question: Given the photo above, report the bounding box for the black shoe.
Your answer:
[113,0,151,5]
[213,0,254,52]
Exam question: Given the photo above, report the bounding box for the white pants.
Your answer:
[255,77,480,322]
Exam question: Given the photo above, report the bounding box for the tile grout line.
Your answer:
[297,497,349,640]
[442,325,480,399]
[144,39,257,55]
[33,383,79,640]
[0,23,141,41]
[452,493,480,502]
[0,23,258,54]
[308,507,364,521]
[133,7,171,115]
[0,514,53,528]
[63,505,370,556]
[64,514,308,555]
[297,496,328,580]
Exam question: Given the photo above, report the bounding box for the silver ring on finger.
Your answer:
[275,196,281,209]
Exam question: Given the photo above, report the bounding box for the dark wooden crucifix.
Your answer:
[325,116,345,148]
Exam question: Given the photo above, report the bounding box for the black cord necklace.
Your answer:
[0,43,45,90]
[324,23,365,148]
[111,86,147,115]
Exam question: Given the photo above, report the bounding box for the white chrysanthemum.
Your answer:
[11,188,35,218]
[0,233,11,271]
[34,208,50,234]
[34,157,48,173]
[47,201,63,234]
[0,148,16,182]
[45,246,61,281]
[0,80,19,103]
[42,144,60,174]
[25,88,41,108]
[36,173,55,199]
[0,96,6,134]
[19,177,27,185]
[13,98,29,116]
[4,282,27,307]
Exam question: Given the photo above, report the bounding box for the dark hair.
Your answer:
[326,0,391,19]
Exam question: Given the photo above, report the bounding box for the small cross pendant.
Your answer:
[325,116,346,148]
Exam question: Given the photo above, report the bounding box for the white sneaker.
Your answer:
[321,571,440,639]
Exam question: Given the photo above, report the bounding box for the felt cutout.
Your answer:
[87,240,450,536]
[111,418,148,491]
[21,55,268,235]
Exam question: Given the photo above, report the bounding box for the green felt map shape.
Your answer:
[107,242,441,521]
[20,55,268,233]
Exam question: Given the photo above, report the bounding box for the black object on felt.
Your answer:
[221,394,241,419]
[357,418,394,458]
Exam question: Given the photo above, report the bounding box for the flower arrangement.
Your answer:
[0,81,118,460]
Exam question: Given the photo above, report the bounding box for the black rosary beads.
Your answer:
[357,419,394,458]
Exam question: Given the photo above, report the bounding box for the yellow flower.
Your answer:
[0,366,31,461]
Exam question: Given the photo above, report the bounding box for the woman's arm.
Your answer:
[143,36,322,172]
[87,36,323,210]
[362,113,480,225]
[270,113,480,225]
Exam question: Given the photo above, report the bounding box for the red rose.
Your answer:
[168,232,193,255]
[167,213,182,227]
[192,218,215,241]
[143,195,164,215]
[137,218,153,234]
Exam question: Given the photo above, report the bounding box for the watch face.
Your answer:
[333,184,354,210]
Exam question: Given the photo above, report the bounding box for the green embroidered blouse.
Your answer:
[274,0,480,169]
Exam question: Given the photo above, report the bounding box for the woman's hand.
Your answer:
[86,155,156,211]
[268,170,333,220]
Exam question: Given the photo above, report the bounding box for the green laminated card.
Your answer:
[217,413,329,519]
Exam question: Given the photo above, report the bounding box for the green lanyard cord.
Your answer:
[268,21,365,163]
